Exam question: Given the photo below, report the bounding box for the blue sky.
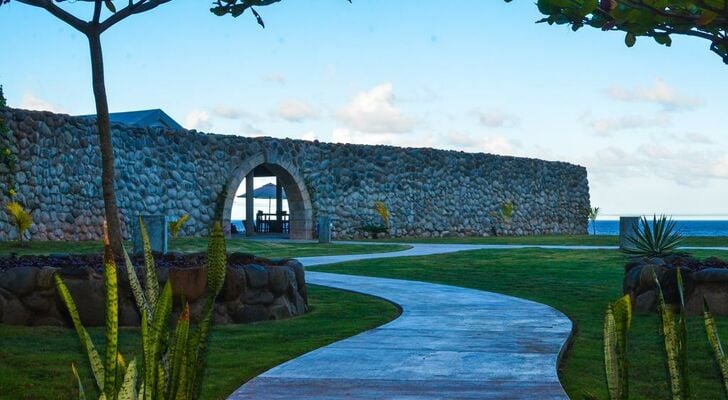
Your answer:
[2,0,727,218]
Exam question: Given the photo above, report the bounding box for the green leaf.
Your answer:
[102,240,119,399]
[139,216,159,311]
[104,0,116,13]
[71,363,87,400]
[625,32,636,47]
[55,274,105,392]
[117,358,138,400]
[654,33,672,47]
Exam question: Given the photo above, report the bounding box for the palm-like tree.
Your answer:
[588,206,600,235]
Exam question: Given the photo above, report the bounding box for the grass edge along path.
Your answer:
[0,237,410,258]
[310,248,728,399]
[0,284,400,400]
[364,234,728,248]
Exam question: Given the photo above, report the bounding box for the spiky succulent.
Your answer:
[622,215,682,257]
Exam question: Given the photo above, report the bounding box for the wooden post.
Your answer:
[276,177,283,223]
[245,171,255,236]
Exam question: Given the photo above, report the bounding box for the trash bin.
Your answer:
[132,215,169,255]
[318,216,332,244]
[619,216,640,250]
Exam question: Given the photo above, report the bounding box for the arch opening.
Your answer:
[222,155,313,240]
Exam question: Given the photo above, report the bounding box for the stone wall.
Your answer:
[0,108,591,240]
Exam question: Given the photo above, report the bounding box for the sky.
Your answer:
[2,0,728,218]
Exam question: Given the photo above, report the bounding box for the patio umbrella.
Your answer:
[238,183,287,213]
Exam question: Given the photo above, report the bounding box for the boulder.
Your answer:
[0,267,39,296]
[693,268,728,283]
[267,266,291,296]
[168,267,207,302]
[243,264,269,289]
[233,304,270,323]
[2,297,30,325]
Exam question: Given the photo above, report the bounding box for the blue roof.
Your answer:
[77,109,184,131]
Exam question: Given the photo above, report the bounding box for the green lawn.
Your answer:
[366,234,728,248]
[0,285,399,400]
[0,237,409,258]
[310,248,728,399]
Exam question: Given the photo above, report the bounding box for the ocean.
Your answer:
[590,220,728,237]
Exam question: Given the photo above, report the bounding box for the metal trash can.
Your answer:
[132,215,169,255]
[619,216,640,250]
[318,216,332,244]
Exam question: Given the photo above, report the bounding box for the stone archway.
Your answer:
[222,153,314,240]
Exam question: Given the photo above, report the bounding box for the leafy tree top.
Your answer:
[0,0,291,33]
[506,0,728,63]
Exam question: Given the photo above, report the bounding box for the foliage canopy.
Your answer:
[506,0,728,63]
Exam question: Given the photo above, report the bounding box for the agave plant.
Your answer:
[703,299,728,396]
[604,294,632,400]
[654,269,690,400]
[622,215,682,258]
[54,218,227,399]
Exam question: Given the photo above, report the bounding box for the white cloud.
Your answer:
[607,78,702,111]
[213,106,255,120]
[444,131,515,155]
[20,92,67,113]
[584,113,670,136]
[583,143,728,187]
[337,83,414,133]
[263,73,286,84]
[300,131,317,141]
[470,110,519,128]
[277,100,318,122]
[184,109,212,131]
[686,132,713,144]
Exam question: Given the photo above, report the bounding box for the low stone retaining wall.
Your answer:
[0,252,308,326]
[623,254,728,315]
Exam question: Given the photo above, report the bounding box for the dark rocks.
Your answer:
[168,267,207,302]
[625,254,728,315]
[0,252,308,327]
[243,264,269,289]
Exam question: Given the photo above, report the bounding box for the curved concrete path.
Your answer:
[230,244,574,399]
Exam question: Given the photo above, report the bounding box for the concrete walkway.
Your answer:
[229,244,574,399]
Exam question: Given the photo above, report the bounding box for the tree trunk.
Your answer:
[87,31,124,256]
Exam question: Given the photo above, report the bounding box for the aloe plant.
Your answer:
[703,299,728,396]
[654,269,690,399]
[604,294,632,400]
[622,215,683,258]
[55,220,228,399]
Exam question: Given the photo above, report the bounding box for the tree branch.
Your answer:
[16,0,88,32]
[92,0,102,23]
[99,0,172,33]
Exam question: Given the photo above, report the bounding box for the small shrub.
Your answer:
[5,201,31,243]
[374,201,390,226]
[622,215,682,257]
[169,214,189,238]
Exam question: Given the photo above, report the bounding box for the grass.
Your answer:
[0,284,400,400]
[365,234,728,248]
[0,237,409,258]
[310,248,728,399]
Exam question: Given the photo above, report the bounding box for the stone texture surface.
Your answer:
[0,252,307,326]
[230,245,573,400]
[0,108,590,241]
[624,254,728,316]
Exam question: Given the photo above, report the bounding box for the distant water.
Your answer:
[590,220,728,237]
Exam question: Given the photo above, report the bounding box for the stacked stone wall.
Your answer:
[0,108,590,240]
